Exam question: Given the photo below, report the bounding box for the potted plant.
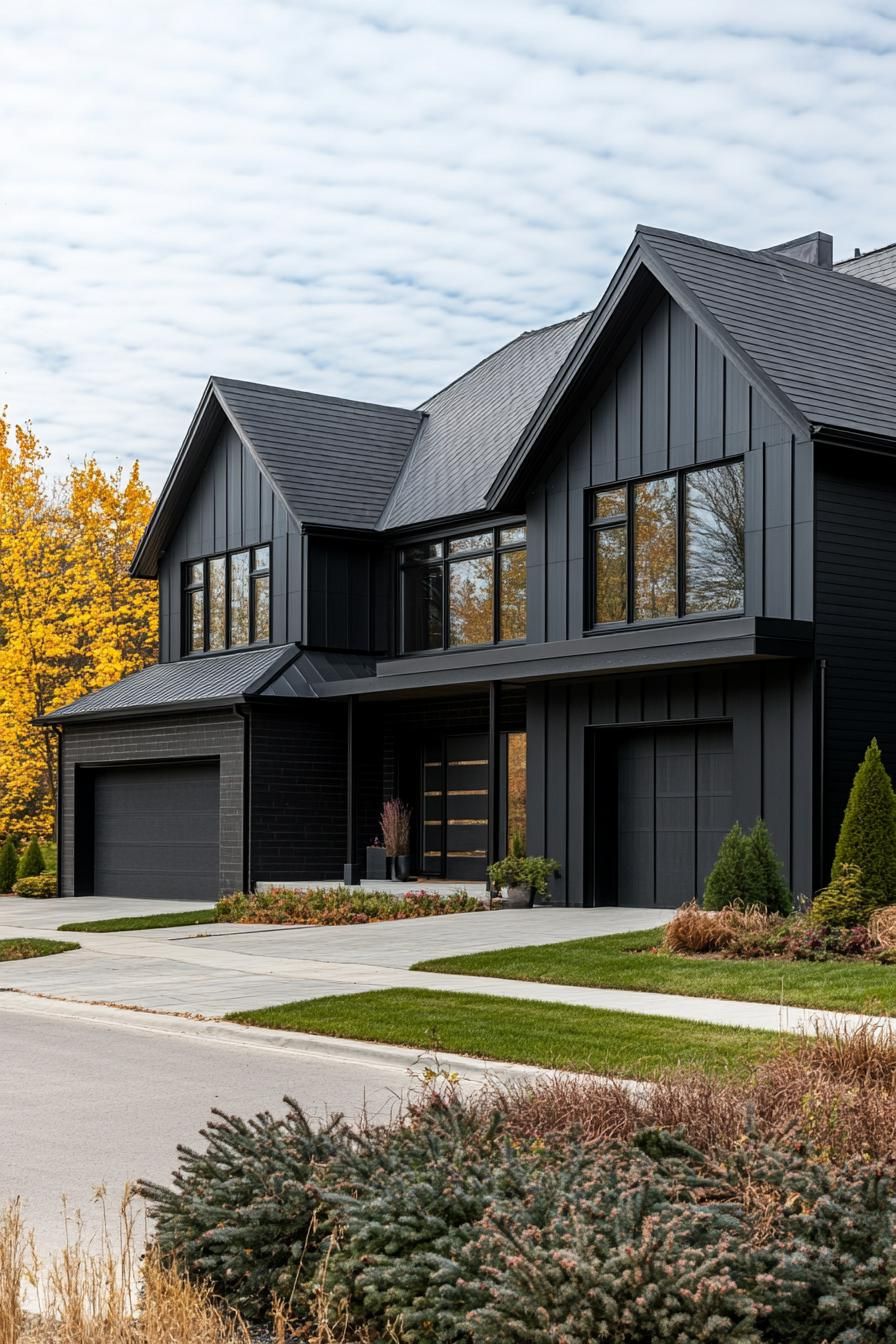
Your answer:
[366,836,389,882]
[488,837,559,908]
[381,798,412,882]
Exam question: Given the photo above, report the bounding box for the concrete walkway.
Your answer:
[0,896,888,1037]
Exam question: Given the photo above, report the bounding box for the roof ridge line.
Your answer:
[211,375,420,419]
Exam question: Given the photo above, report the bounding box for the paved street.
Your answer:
[0,993,537,1261]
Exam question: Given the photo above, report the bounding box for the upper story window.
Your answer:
[184,546,270,654]
[401,525,526,653]
[588,461,744,629]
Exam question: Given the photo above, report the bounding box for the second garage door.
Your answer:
[616,724,734,907]
[91,762,220,900]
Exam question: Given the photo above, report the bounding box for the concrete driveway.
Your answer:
[0,896,671,1015]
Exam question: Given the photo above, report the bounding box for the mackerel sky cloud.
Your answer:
[2,0,896,486]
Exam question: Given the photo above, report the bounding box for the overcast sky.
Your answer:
[3,0,896,488]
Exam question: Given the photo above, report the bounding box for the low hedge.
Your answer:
[12,873,57,898]
[143,1079,896,1341]
[215,885,481,925]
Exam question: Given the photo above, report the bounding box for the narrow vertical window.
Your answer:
[251,546,271,643]
[504,730,527,852]
[685,462,745,614]
[402,542,444,652]
[207,556,227,650]
[448,552,494,646]
[591,487,627,624]
[185,561,205,653]
[498,526,527,641]
[229,550,250,646]
[633,476,677,621]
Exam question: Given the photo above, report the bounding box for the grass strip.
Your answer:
[58,909,216,933]
[227,986,779,1079]
[412,927,896,1014]
[0,937,79,961]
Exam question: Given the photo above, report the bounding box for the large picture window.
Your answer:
[589,461,744,628]
[401,525,526,653]
[184,545,271,654]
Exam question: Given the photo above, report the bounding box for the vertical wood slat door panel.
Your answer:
[613,724,733,907]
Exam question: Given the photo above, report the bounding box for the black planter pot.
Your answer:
[394,854,411,882]
[366,846,389,881]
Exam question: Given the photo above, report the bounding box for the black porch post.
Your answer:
[486,681,501,883]
[343,697,361,886]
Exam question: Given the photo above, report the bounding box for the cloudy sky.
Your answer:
[3,1,896,488]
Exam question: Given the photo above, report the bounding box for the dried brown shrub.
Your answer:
[662,899,782,954]
[479,1019,896,1163]
[869,904,896,949]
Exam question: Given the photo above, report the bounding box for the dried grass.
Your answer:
[869,904,896,949]
[662,899,783,954]
[480,1017,896,1163]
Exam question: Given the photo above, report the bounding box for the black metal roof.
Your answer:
[41,645,299,723]
[212,378,423,529]
[640,226,896,441]
[835,243,896,290]
[379,313,590,529]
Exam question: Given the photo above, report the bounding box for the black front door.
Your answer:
[608,724,733,907]
[420,733,489,883]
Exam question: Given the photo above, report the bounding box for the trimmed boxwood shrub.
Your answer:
[13,873,57,898]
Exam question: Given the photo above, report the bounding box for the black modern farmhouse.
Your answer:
[44,226,896,907]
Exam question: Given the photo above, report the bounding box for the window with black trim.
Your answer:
[588,461,744,628]
[184,545,271,653]
[401,525,526,653]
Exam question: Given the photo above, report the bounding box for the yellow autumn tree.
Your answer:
[0,413,156,835]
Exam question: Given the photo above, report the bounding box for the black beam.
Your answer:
[486,682,500,878]
[344,697,361,885]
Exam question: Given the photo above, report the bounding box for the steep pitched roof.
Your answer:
[835,243,896,289]
[212,378,423,529]
[379,313,590,529]
[640,226,896,441]
[490,225,896,507]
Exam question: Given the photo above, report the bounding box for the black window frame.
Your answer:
[399,523,527,655]
[586,458,745,632]
[182,544,272,655]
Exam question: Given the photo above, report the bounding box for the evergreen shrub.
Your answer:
[17,837,46,879]
[703,820,792,913]
[832,739,896,908]
[12,873,56,898]
[0,836,18,892]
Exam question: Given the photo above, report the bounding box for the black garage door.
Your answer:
[92,762,220,900]
[615,725,733,908]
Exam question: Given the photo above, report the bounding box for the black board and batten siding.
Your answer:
[525,292,814,646]
[522,291,816,906]
[157,424,303,661]
[815,447,896,880]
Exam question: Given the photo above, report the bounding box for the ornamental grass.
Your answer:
[215,885,480,926]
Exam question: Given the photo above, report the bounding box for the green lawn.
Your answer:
[57,909,216,933]
[0,937,78,961]
[412,927,896,1014]
[227,987,780,1079]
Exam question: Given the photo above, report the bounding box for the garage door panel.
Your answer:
[91,762,220,900]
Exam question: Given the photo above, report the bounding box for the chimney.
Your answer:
[766,231,833,269]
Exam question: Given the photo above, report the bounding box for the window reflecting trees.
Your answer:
[402,526,526,652]
[685,463,745,614]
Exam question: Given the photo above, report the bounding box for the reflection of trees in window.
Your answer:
[505,731,527,850]
[401,528,526,652]
[595,525,627,622]
[634,477,677,621]
[229,551,250,646]
[685,463,745,614]
[499,548,527,640]
[449,555,494,646]
[189,589,204,652]
[208,556,226,650]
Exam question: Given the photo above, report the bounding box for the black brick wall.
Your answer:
[249,704,348,881]
[60,712,246,897]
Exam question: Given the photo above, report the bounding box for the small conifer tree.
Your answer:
[744,817,792,915]
[17,837,45,880]
[0,836,18,892]
[702,822,749,909]
[832,738,896,906]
